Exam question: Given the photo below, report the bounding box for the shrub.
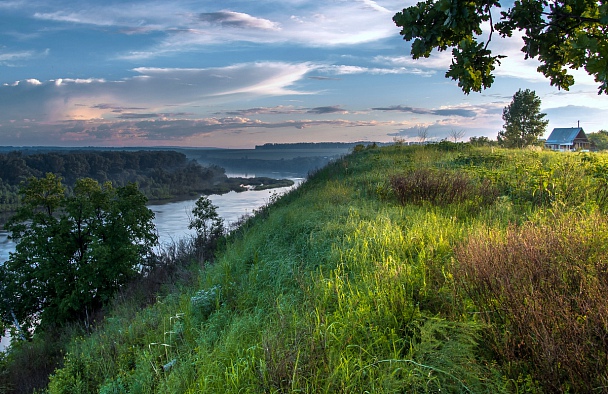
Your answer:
[455,212,608,392]
[390,168,499,207]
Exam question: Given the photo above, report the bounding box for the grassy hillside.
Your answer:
[6,143,608,393]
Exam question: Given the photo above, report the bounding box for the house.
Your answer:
[544,127,590,151]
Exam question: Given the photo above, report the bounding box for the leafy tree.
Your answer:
[0,174,157,335]
[498,89,548,148]
[393,0,608,94]
[189,196,224,247]
[587,130,608,150]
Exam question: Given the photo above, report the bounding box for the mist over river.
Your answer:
[0,173,303,351]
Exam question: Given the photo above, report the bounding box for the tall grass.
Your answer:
[455,211,608,393]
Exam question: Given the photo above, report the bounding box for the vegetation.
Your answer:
[498,89,548,148]
[588,129,608,150]
[393,0,608,94]
[188,196,225,259]
[0,174,157,335]
[2,143,608,393]
[0,150,294,214]
[468,135,497,147]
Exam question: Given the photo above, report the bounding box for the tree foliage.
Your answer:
[189,196,224,257]
[393,0,608,94]
[468,136,497,146]
[498,89,548,148]
[0,174,157,335]
[587,130,608,150]
[0,150,294,214]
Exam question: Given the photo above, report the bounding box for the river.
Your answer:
[0,173,304,352]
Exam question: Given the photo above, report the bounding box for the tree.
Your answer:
[469,136,496,146]
[393,0,608,94]
[417,126,429,143]
[189,195,224,257]
[449,129,466,142]
[498,89,548,148]
[0,174,157,335]
[587,130,608,150]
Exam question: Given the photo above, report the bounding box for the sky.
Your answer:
[1,0,607,148]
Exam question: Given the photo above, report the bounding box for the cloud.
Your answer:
[543,105,608,132]
[222,105,350,116]
[0,62,316,123]
[17,1,407,62]
[308,76,341,81]
[224,106,305,116]
[198,11,279,30]
[307,106,348,114]
[115,113,160,119]
[374,53,453,70]
[106,1,405,59]
[0,115,397,146]
[375,21,599,89]
[0,49,48,66]
[319,65,435,77]
[372,105,478,118]
[91,104,148,112]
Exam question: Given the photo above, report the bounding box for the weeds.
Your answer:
[456,211,608,392]
[390,168,499,207]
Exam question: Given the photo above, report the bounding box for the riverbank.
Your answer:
[0,176,294,228]
[4,144,608,393]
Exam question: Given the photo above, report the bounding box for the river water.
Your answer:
[0,174,303,351]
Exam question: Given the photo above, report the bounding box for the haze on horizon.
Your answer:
[1,0,607,149]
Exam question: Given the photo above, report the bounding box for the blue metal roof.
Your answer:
[545,127,586,144]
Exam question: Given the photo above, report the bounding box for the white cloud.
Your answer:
[0,62,316,123]
[198,11,280,31]
[27,1,406,60]
[374,52,453,70]
[0,48,48,66]
[319,64,435,77]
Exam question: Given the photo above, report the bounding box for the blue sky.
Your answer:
[1,0,606,148]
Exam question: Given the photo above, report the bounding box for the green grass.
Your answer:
[5,143,608,393]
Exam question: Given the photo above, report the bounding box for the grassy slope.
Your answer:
[44,144,608,393]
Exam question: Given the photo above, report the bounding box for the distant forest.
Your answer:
[254,142,388,150]
[0,150,292,215]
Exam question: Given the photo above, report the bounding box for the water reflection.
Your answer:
[151,177,302,247]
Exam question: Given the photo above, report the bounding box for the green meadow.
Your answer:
[3,143,608,393]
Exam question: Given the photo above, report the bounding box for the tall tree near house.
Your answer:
[393,0,608,94]
[0,174,157,335]
[498,89,549,148]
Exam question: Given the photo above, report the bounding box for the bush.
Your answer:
[390,168,499,207]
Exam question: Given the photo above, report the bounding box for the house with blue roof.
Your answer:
[544,127,590,151]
